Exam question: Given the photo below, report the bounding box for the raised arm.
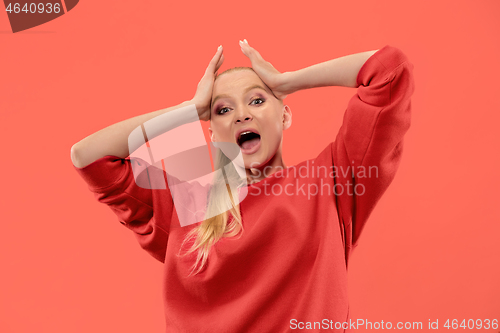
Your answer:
[71,45,226,262]
[71,100,196,168]
[240,40,415,251]
[71,45,225,168]
[335,45,415,249]
[238,38,378,98]
[281,48,379,90]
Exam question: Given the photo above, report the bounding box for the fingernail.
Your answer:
[218,45,222,51]
[239,40,243,45]
[244,39,248,44]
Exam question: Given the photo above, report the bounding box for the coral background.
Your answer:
[1,0,499,331]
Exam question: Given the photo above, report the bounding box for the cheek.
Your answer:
[262,120,283,148]
[211,120,233,141]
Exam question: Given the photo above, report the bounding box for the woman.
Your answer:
[71,39,415,332]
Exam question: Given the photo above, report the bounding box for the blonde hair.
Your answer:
[177,148,246,275]
[177,67,254,276]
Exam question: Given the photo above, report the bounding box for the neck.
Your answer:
[245,151,287,184]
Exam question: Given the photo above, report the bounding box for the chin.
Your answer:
[243,155,263,170]
[239,139,280,170]
[245,153,273,171]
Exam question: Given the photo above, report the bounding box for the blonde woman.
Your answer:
[71,39,415,332]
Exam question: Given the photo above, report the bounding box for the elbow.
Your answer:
[384,45,411,67]
[70,144,82,168]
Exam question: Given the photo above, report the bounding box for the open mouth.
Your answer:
[237,130,261,154]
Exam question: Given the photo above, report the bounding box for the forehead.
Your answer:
[212,70,268,96]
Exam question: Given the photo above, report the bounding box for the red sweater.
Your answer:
[74,44,414,332]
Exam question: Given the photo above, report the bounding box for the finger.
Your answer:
[240,40,250,54]
[209,49,222,69]
[215,53,224,73]
[240,39,263,61]
[206,45,223,73]
[239,44,269,77]
[239,40,250,57]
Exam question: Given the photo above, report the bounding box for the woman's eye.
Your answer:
[216,99,263,114]
[217,107,230,115]
[251,98,264,105]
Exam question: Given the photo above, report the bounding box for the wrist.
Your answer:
[188,98,211,121]
[188,98,202,113]
[282,71,301,95]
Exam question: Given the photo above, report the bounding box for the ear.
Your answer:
[208,127,215,142]
[282,105,292,130]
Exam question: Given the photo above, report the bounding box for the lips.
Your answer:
[235,128,261,154]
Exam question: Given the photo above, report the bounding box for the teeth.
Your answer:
[237,131,258,146]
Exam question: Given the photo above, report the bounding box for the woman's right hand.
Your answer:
[191,45,224,121]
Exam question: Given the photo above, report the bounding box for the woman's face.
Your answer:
[209,70,291,170]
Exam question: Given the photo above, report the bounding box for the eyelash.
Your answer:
[216,98,265,115]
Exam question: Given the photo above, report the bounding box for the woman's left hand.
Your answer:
[239,39,295,100]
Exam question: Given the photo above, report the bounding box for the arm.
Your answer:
[334,45,415,249]
[70,100,197,168]
[238,39,377,99]
[71,46,225,261]
[71,45,225,168]
[287,45,414,250]
[283,49,379,90]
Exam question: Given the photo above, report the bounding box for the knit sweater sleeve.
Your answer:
[332,44,415,250]
[73,155,171,263]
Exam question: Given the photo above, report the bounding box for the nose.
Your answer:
[234,106,253,123]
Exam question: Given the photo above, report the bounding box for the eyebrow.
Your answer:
[211,85,268,109]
